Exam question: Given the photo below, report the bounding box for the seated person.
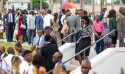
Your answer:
[52,52,66,72]
[31,29,45,53]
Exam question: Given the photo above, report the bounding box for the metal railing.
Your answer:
[57,29,82,43]
[48,29,116,74]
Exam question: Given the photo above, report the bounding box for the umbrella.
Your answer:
[59,2,77,9]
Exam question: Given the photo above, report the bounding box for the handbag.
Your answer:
[108,32,115,38]
[20,24,26,29]
[61,24,69,34]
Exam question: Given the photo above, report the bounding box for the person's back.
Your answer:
[41,43,58,71]
[40,35,58,72]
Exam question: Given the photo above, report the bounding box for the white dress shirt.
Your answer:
[9,13,13,22]
[61,15,65,25]
[0,59,9,73]
[1,53,5,59]
[19,60,30,74]
[27,15,36,30]
[28,65,34,74]
[3,54,13,70]
[0,20,4,30]
[43,14,54,29]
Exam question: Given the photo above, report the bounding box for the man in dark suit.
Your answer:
[0,46,8,59]
[40,35,59,72]
[36,9,45,30]
[44,26,57,44]
[67,9,81,42]
[4,9,15,42]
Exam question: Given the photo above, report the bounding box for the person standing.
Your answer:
[51,13,61,46]
[44,9,54,29]
[93,15,104,54]
[117,7,125,47]
[18,12,23,44]
[99,8,107,21]
[44,26,57,44]
[27,10,36,45]
[67,9,81,42]
[108,9,118,47]
[76,16,93,64]
[4,9,15,42]
[36,9,45,30]
[22,10,28,43]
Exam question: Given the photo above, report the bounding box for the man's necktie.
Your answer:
[37,37,41,45]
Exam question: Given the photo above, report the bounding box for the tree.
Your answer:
[42,1,49,9]
[122,0,125,4]
[29,0,49,10]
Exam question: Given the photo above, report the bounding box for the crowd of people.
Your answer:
[0,6,125,74]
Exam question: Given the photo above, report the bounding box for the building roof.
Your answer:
[8,0,30,3]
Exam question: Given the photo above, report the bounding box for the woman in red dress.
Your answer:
[18,12,23,44]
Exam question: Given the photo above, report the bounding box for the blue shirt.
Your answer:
[33,35,45,47]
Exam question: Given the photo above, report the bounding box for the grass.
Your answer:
[0,41,30,55]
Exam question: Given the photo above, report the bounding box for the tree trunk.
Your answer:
[40,0,43,9]
[111,0,114,9]
[30,0,33,10]
[92,0,95,13]
[120,0,123,7]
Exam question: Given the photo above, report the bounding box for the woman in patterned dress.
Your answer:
[76,16,93,65]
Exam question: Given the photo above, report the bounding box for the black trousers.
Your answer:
[7,23,14,42]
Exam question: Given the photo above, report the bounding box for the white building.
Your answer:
[6,0,30,10]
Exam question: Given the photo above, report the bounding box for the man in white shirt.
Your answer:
[43,10,54,29]
[3,47,15,70]
[27,10,36,45]
[20,50,33,74]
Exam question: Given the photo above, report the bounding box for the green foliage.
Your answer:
[122,0,125,4]
[42,1,49,9]
[28,0,49,10]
